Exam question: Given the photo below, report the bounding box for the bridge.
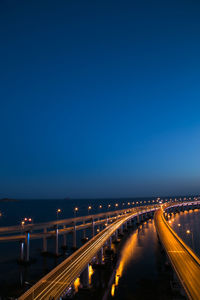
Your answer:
[18,204,157,300]
[154,201,200,300]
[2,199,200,299]
[0,205,157,262]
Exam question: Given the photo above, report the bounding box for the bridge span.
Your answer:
[154,201,200,300]
[18,205,157,300]
[0,205,157,261]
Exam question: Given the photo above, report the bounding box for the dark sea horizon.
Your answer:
[0,195,194,227]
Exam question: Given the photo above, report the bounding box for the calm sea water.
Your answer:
[107,220,173,300]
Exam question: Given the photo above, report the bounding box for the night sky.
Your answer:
[1,0,200,199]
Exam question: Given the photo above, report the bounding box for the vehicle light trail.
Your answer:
[154,206,200,300]
[19,207,156,300]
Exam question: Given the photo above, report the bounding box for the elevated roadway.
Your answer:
[154,204,200,300]
[19,206,156,300]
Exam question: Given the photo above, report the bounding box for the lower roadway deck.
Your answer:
[154,206,200,300]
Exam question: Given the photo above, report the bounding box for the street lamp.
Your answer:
[88,206,92,215]
[186,229,194,250]
[56,208,62,221]
[74,207,78,218]
[99,205,102,214]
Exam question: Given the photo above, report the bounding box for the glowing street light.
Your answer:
[88,206,92,215]
[56,208,62,221]
[186,229,194,250]
[74,207,78,217]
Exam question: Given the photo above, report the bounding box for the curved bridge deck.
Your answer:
[154,206,200,300]
[19,207,155,300]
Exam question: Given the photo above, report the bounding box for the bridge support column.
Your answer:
[63,233,67,248]
[20,241,24,261]
[55,227,59,256]
[80,264,90,288]
[137,214,140,224]
[73,223,76,249]
[108,237,112,249]
[97,247,103,264]
[92,219,95,237]
[43,228,47,253]
[124,221,128,230]
[83,219,86,239]
[62,225,67,248]
[25,231,30,262]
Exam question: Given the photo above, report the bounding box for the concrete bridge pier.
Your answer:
[140,213,144,222]
[20,240,24,261]
[83,220,86,239]
[43,228,47,253]
[106,217,109,225]
[55,227,59,256]
[124,221,128,230]
[80,264,90,288]
[137,214,140,224]
[63,232,67,249]
[97,247,103,264]
[25,231,30,262]
[73,223,77,249]
[131,217,136,226]
[128,219,132,227]
[107,237,112,249]
[92,219,95,237]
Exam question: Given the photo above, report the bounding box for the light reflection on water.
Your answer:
[74,277,80,292]
[111,229,138,296]
[109,220,164,300]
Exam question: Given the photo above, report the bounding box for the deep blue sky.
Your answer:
[0,0,200,199]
